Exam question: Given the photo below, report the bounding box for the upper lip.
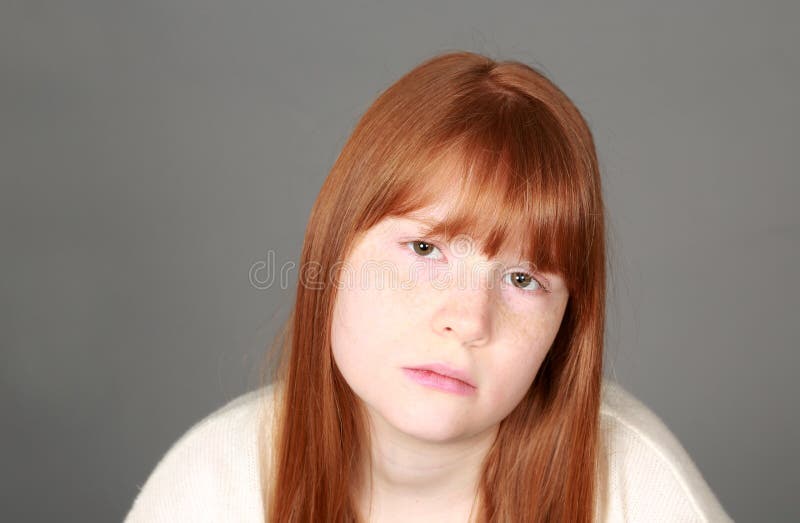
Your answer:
[403,363,477,388]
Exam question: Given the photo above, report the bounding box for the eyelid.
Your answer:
[405,238,446,260]
[507,263,552,291]
[505,271,551,294]
[405,238,552,294]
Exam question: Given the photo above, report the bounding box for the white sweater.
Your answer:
[124,379,733,522]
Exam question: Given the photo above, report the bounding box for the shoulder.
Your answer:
[596,379,732,522]
[124,383,279,523]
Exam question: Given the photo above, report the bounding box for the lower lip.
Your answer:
[402,368,476,396]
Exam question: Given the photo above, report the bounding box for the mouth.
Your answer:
[402,364,477,395]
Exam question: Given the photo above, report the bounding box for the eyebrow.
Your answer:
[397,216,551,272]
[400,214,442,228]
[389,216,445,237]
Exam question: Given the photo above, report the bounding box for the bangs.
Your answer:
[377,94,594,290]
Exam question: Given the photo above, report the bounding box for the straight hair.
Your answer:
[260,50,606,522]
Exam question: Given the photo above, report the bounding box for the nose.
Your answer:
[430,271,494,348]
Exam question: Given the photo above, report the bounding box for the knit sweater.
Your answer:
[124,379,733,522]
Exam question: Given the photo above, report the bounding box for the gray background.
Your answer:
[2,1,797,521]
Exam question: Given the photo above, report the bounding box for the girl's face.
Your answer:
[330,197,570,444]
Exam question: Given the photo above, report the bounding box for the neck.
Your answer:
[358,405,497,522]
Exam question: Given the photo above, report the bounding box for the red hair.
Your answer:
[260,51,606,522]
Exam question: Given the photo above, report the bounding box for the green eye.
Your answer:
[506,272,543,291]
[409,240,442,258]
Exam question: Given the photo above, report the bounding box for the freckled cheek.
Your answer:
[481,316,563,409]
[500,300,564,345]
[482,355,543,416]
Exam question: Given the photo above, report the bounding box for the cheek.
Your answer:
[483,346,548,418]
[329,263,416,391]
[483,306,566,415]
[330,284,377,380]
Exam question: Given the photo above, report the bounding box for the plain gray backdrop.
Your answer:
[2,1,797,521]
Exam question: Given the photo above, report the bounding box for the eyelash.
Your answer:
[404,239,550,294]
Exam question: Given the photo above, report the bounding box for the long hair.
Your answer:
[260,51,606,522]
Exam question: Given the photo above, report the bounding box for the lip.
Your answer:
[406,363,476,387]
[402,367,477,396]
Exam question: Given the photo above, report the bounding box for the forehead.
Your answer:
[354,141,577,282]
[381,196,530,262]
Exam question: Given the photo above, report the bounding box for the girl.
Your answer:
[126,51,732,522]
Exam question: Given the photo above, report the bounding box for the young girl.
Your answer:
[126,51,732,522]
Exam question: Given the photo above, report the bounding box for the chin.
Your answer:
[352,380,482,443]
[381,404,474,443]
[396,420,468,443]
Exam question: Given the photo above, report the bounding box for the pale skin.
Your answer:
[330,195,570,522]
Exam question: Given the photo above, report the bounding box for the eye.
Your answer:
[407,240,444,260]
[504,271,548,293]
